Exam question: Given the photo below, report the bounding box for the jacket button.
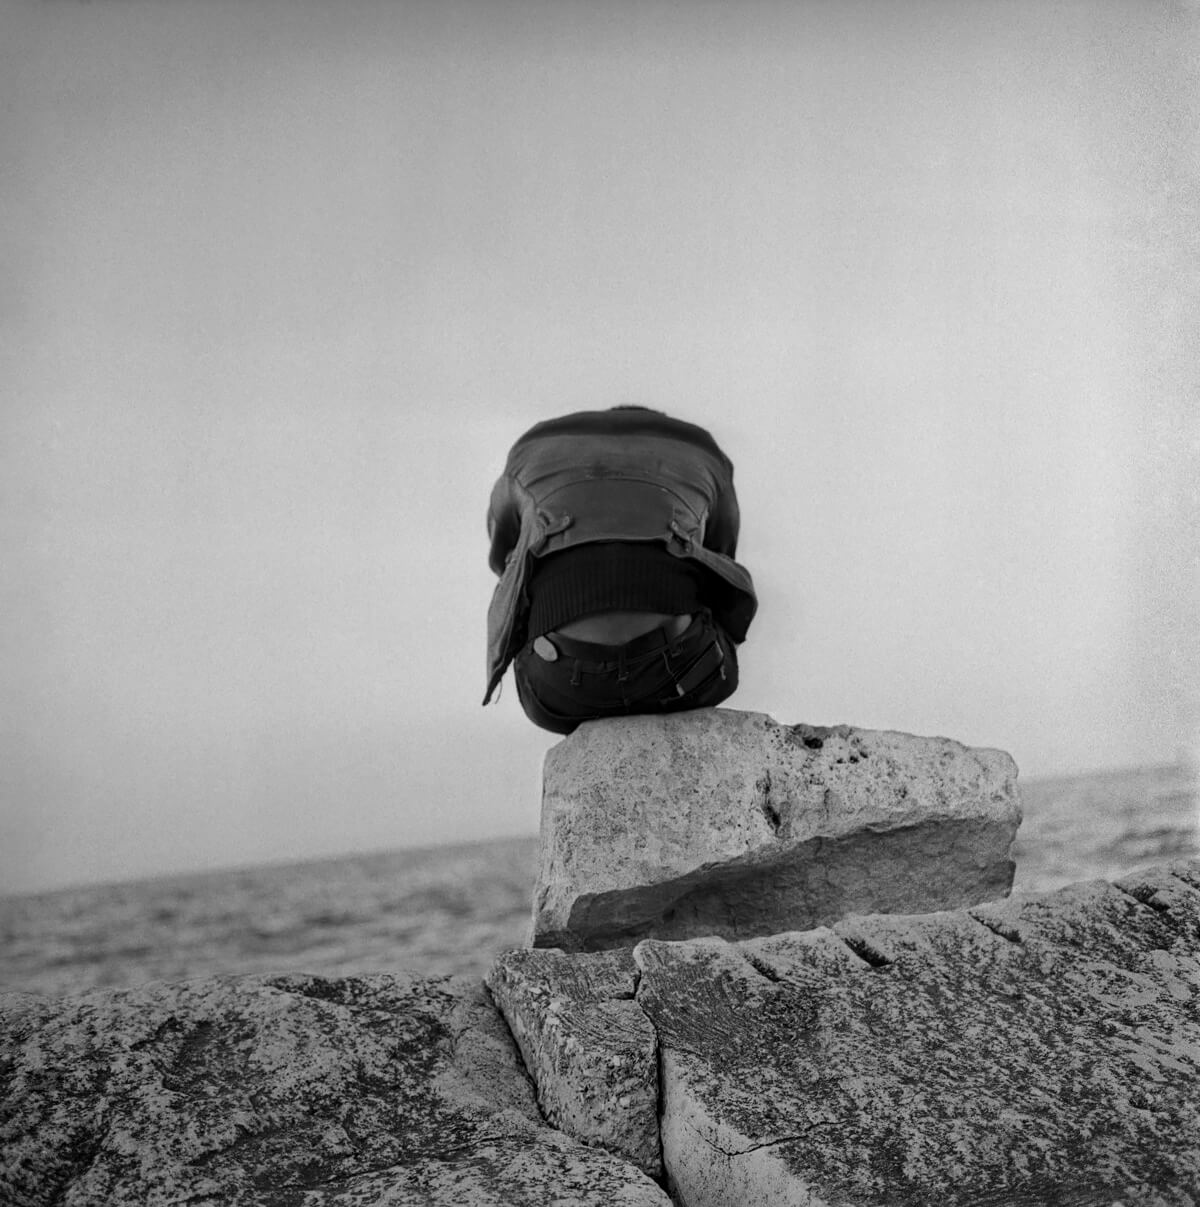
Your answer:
[533,636,559,662]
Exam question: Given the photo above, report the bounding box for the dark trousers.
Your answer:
[512,608,738,735]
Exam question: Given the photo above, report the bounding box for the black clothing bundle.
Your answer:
[484,405,756,729]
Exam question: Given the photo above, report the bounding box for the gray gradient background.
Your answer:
[3,0,1197,895]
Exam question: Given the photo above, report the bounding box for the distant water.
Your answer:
[2,763,1196,999]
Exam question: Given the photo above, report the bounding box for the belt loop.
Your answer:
[570,659,582,687]
[617,647,629,683]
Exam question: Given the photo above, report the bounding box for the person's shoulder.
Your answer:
[512,407,730,463]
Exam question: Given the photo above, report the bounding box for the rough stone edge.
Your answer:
[485,949,663,1179]
[534,815,1018,952]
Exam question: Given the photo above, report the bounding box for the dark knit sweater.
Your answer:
[526,542,702,637]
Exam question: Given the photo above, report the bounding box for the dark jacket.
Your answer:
[484,407,756,704]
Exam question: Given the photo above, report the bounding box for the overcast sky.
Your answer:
[3,0,1197,895]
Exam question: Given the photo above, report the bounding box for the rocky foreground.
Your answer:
[492,860,1200,1205]
[2,713,1198,1205]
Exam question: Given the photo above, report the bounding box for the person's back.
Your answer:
[484,405,757,733]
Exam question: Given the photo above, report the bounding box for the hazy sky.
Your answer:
[3,0,1198,895]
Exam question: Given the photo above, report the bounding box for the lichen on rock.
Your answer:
[634,859,1200,1206]
[0,971,670,1206]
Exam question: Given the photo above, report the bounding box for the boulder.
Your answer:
[486,948,660,1178]
[533,709,1021,951]
[0,972,671,1207]
[635,859,1200,1206]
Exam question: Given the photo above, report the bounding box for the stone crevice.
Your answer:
[1113,883,1171,913]
[716,1124,837,1159]
[673,1105,838,1164]
[627,966,642,1000]
[652,1019,671,1198]
[740,951,783,983]
[840,934,894,968]
[755,770,781,833]
[480,980,559,1136]
[967,911,1023,944]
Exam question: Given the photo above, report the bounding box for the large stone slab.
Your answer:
[533,709,1020,951]
[0,972,671,1206]
[635,859,1200,1207]
[486,948,660,1178]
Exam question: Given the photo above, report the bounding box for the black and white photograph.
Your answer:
[3,1,1198,1203]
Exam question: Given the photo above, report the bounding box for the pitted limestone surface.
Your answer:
[634,859,1200,1207]
[533,709,1021,951]
[0,972,671,1206]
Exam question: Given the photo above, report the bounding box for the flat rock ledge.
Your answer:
[533,709,1021,952]
[497,859,1200,1206]
[0,972,670,1207]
